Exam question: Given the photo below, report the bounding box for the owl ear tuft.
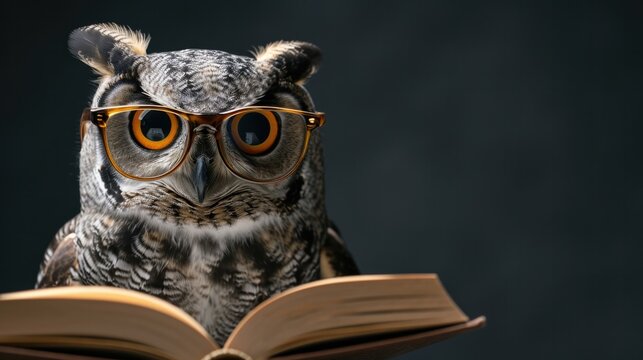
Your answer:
[69,23,150,76]
[253,41,321,85]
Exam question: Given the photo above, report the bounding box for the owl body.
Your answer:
[37,24,358,345]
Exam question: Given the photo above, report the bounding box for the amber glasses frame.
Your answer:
[80,105,326,183]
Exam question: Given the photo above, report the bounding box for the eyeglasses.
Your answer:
[80,105,326,183]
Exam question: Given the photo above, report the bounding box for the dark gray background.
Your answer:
[0,1,640,359]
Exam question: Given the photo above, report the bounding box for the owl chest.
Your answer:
[74,218,321,343]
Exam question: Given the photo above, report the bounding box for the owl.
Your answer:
[36,23,359,345]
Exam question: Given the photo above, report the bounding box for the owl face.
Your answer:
[71,24,325,231]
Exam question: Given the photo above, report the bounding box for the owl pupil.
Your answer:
[140,111,171,141]
[237,112,270,145]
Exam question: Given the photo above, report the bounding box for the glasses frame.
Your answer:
[80,105,326,183]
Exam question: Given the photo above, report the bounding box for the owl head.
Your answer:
[70,23,327,233]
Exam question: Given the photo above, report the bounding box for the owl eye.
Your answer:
[130,110,181,150]
[229,110,279,155]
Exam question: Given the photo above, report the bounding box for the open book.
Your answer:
[0,274,485,360]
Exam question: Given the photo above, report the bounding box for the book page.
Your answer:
[225,274,469,360]
[0,286,218,360]
[272,316,486,360]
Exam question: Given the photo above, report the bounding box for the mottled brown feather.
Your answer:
[320,224,360,278]
[37,235,78,288]
[37,216,80,288]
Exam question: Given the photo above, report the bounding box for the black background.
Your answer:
[0,1,641,359]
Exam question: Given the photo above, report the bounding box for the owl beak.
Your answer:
[193,155,210,203]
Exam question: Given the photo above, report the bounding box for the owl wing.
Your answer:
[320,222,360,278]
[36,216,80,288]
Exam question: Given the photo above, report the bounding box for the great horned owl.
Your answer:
[36,23,359,344]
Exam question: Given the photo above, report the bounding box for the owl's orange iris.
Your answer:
[230,110,279,155]
[130,110,180,150]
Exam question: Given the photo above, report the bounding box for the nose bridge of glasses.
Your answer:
[186,112,227,128]
[193,123,217,134]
